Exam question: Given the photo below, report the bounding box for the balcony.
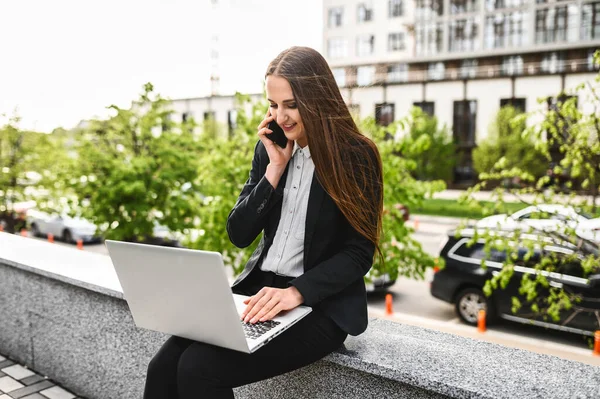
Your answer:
[337,57,598,88]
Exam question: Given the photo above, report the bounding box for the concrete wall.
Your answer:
[2,233,600,399]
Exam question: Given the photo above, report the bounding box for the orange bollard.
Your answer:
[0,224,3,232]
[76,239,83,250]
[594,331,600,356]
[477,309,487,333]
[20,229,28,237]
[48,233,54,243]
[385,293,393,315]
[414,216,419,231]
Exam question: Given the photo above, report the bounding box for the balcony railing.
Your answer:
[339,58,598,88]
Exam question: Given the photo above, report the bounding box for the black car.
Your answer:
[431,228,600,337]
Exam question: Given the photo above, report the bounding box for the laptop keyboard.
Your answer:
[240,319,281,340]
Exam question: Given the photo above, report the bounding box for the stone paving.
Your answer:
[0,354,81,399]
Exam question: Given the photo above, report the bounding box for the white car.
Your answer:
[28,210,99,243]
[28,210,182,245]
[476,204,600,243]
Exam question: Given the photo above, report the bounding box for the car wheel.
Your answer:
[62,229,73,243]
[31,224,40,237]
[455,287,494,326]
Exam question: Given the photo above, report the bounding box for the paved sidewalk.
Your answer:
[0,354,81,399]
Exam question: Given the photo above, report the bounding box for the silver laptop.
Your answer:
[105,240,312,353]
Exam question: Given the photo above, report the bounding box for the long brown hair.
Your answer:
[265,46,384,261]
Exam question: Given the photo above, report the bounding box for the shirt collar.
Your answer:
[293,141,311,159]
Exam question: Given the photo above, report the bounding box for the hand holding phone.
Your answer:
[265,120,288,149]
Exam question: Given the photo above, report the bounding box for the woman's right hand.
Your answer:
[257,110,293,169]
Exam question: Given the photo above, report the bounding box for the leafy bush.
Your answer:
[399,107,455,183]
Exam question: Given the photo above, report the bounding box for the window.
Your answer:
[453,242,485,258]
[388,64,408,82]
[428,62,445,80]
[347,104,360,117]
[358,2,374,23]
[460,59,478,78]
[415,22,444,56]
[535,5,578,44]
[203,111,215,121]
[356,35,375,56]
[389,0,404,17]
[375,103,395,126]
[449,18,479,52]
[501,55,523,75]
[181,112,189,123]
[453,100,477,182]
[415,0,444,18]
[357,66,376,86]
[540,52,565,73]
[581,2,600,40]
[332,68,346,87]
[413,101,435,116]
[328,38,348,59]
[500,98,526,113]
[388,33,405,51]
[450,0,478,14]
[227,110,237,136]
[328,7,344,27]
[589,49,600,71]
[485,0,526,11]
[485,11,528,49]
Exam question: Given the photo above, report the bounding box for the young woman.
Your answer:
[143,46,383,399]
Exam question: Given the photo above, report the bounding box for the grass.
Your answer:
[412,198,528,219]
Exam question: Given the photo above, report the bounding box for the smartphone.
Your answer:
[266,120,288,148]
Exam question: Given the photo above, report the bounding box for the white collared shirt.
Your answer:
[260,142,314,277]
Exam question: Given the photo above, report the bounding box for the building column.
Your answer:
[528,0,536,46]
[443,0,451,53]
[575,0,583,42]
[479,0,486,51]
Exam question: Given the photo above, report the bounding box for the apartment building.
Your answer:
[325,0,600,182]
[170,0,599,183]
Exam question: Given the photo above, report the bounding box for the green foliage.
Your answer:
[412,198,527,219]
[460,50,600,335]
[187,93,268,274]
[0,114,60,232]
[398,107,455,183]
[59,83,205,242]
[356,117,446,282]
[473,106,547,185]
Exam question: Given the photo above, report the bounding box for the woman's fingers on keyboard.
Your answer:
[253,297,279,323]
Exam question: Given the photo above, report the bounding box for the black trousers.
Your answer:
[143,268,348,399]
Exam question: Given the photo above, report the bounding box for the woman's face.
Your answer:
[265,75,307,147]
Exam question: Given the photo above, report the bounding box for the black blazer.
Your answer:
[227,140,379,336]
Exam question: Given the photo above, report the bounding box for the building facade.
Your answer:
[324,0,600,182]
[170,0,600,183]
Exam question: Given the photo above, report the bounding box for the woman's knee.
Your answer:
[147,336,192,377]
[177,343,228,385]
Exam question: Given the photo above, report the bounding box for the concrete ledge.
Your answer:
[1,233,600,399]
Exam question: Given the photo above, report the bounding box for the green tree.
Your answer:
[0,114,57,233]
[188,93,267,274]
[356,117,446,283]
[399,107,455,183]
[473,106,547,186]
[459,51,600,343]
[61,83,205,242]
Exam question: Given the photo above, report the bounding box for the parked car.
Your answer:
[431,228,600,337]
[475,204,600,243]
[28,210,101,243]
[27,210,181,246]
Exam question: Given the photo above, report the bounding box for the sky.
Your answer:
[0,0,323,132]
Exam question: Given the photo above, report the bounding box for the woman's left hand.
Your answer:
[241,286,304,324]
